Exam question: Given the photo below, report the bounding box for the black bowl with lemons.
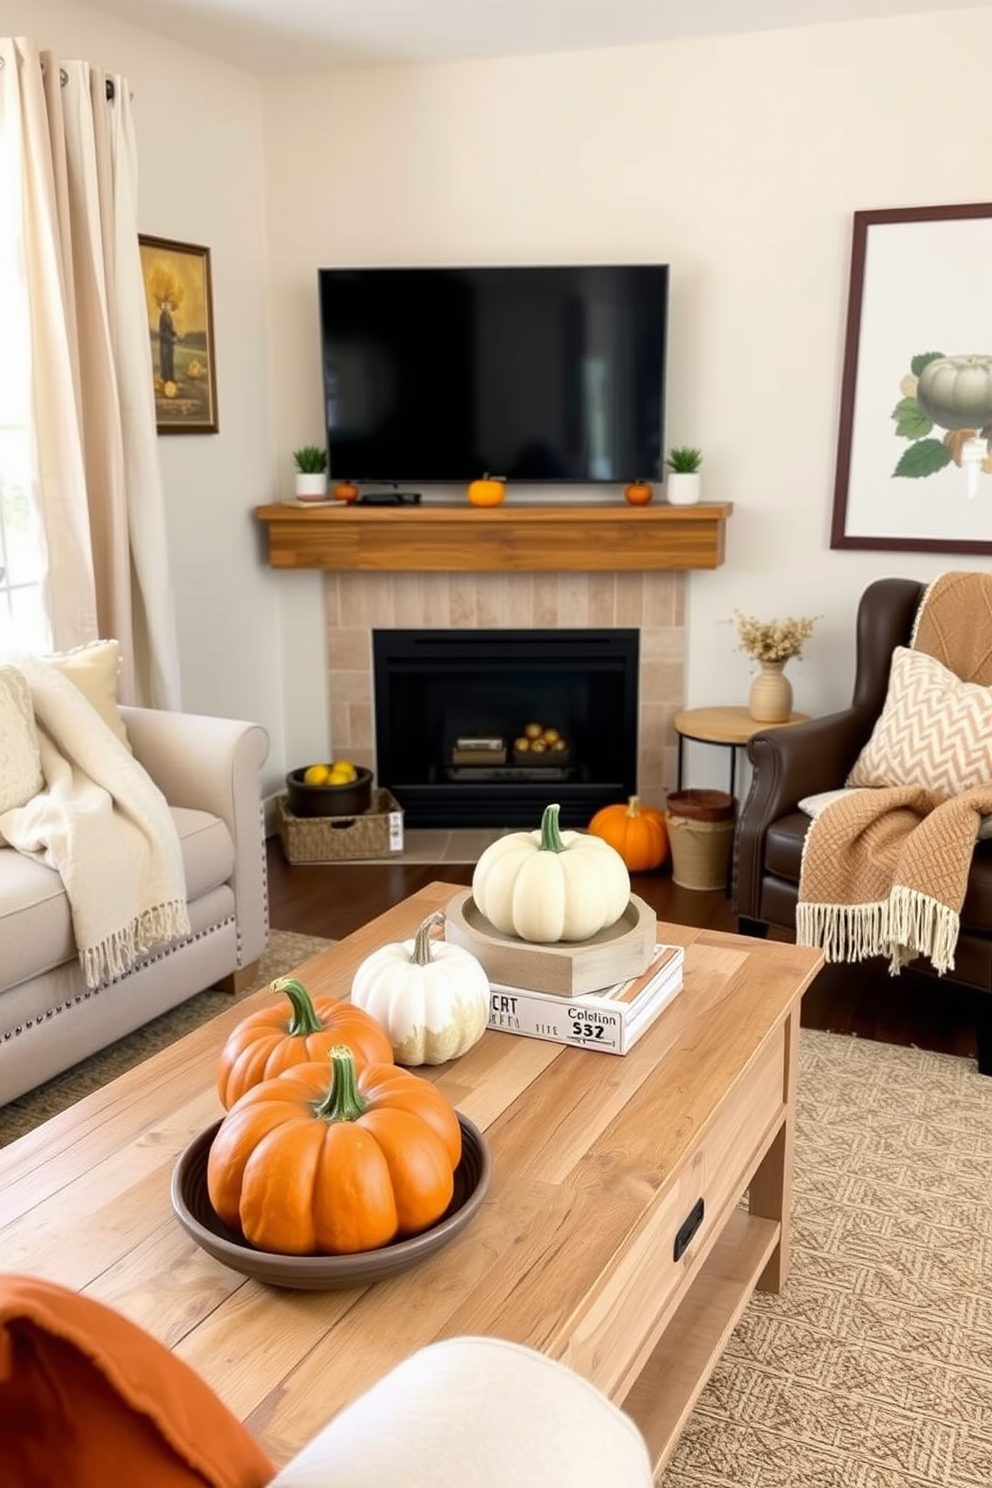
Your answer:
[285,762,373,818]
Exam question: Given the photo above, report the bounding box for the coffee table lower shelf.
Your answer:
[624,1209,781,1477]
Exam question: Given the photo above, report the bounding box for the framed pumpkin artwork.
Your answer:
[138,234,219,434]
[831,202,992,554]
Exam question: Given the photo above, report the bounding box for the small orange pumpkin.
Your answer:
[624,480,653,506]
[467,473,506,507]
[333,481,359,503]
[216,976,394,1109]
[587,795,669,872]
[207,1046,463,1254]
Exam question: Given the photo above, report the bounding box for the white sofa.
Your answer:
[0,705,270,1107]
[267,1336,655,1487]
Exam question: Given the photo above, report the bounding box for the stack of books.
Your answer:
[487,943,684,1056]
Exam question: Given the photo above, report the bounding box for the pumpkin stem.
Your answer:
[627,795,642,817]
[538,802,566,853]
[272,977,324,1037]
[313,1044,369,1123]
[411,911,445,966]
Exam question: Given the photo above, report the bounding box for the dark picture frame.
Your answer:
[831,202,992,553]
[138,234,218,434]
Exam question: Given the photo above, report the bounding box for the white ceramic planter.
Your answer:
[665,472,701,506]
[295,472,328,501]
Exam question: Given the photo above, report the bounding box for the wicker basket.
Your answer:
[665,789,736,891]
[278,789,404,864]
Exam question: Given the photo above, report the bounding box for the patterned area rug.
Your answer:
[662,1031,992,1487]
[0,929,333,1148]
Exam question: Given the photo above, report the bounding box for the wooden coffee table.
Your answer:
[0,884,822,1478]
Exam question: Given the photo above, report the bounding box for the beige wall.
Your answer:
[8,1,992,798]
[260,8,992,788]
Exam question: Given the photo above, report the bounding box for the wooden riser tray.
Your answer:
[443,887,657,995]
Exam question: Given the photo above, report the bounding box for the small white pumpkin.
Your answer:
[350,910,491,1066]
[472,801,630,944]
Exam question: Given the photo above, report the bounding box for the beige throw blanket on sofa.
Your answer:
[797,571,992,975]
[0,657,190,988]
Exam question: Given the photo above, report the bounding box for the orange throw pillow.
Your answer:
[0,1273,274,1488]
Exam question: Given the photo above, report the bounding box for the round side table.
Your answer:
[673,705,810,800]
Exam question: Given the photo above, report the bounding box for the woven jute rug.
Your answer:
[0,928,333,1148]
[662,1030,992,1487]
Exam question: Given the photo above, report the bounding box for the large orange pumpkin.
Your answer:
[624,480,653,506]
[587,795,669,872]
[216,976,393,1109]
[467,473,506,506]
[207,1046,462,1254]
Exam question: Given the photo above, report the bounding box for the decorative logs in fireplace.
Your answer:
[372,628,639,828]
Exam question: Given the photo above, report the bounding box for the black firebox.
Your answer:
[372,629,639,828]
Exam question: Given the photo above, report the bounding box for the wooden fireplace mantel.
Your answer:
[254,501,733,572]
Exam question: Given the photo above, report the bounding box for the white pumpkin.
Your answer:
[350,910,491,1066]
[472,802,630,944]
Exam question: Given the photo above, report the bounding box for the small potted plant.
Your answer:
[665,446,703,506]
[293,445,328,502]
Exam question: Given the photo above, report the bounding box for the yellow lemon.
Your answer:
[330,760,358,783]
[303,763,332,786]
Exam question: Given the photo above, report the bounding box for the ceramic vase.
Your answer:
[748,660,792,723]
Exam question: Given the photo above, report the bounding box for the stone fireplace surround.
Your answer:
[325,570,684,812]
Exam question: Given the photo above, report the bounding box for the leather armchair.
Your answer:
[735,576,992,1074]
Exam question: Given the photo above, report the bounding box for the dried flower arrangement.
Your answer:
[732,611,818,663]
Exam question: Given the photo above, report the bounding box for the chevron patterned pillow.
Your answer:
[847,645,992,794]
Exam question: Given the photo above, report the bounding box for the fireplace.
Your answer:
[373,629,639,827]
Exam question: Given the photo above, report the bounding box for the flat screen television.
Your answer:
[317,264,668,485]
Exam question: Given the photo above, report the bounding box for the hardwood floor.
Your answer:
[265,839,981,1062]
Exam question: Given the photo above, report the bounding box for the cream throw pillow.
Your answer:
[847,645,992,795]
[0,665,44,813]
[47,640,131,750]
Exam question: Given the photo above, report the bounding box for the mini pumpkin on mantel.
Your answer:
[215,976,393,1109]
[472,802,630,944]
[467,473,506,507]
[351,910,491,1066]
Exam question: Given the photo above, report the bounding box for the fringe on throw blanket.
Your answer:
[796,889,960,976]
[82,900,191,990]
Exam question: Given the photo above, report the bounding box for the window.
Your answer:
[0,82,48,655]
[0,425,46,652]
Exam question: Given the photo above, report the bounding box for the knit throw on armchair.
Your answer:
[797,572,992,975]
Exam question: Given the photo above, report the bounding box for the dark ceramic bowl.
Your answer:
[171,1113,491,1290]
[285,764,373,818]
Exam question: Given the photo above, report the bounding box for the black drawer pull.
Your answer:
[673,1197,704,1261]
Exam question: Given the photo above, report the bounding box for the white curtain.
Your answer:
[0,36,181,708]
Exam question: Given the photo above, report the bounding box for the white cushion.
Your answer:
[268,1337,653,1488]
[799,788,867,818]
[847,646,992,795]
[0,667,44,816]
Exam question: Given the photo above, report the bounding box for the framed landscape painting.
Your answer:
[831,202,992,553]
[138,235,218,434]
